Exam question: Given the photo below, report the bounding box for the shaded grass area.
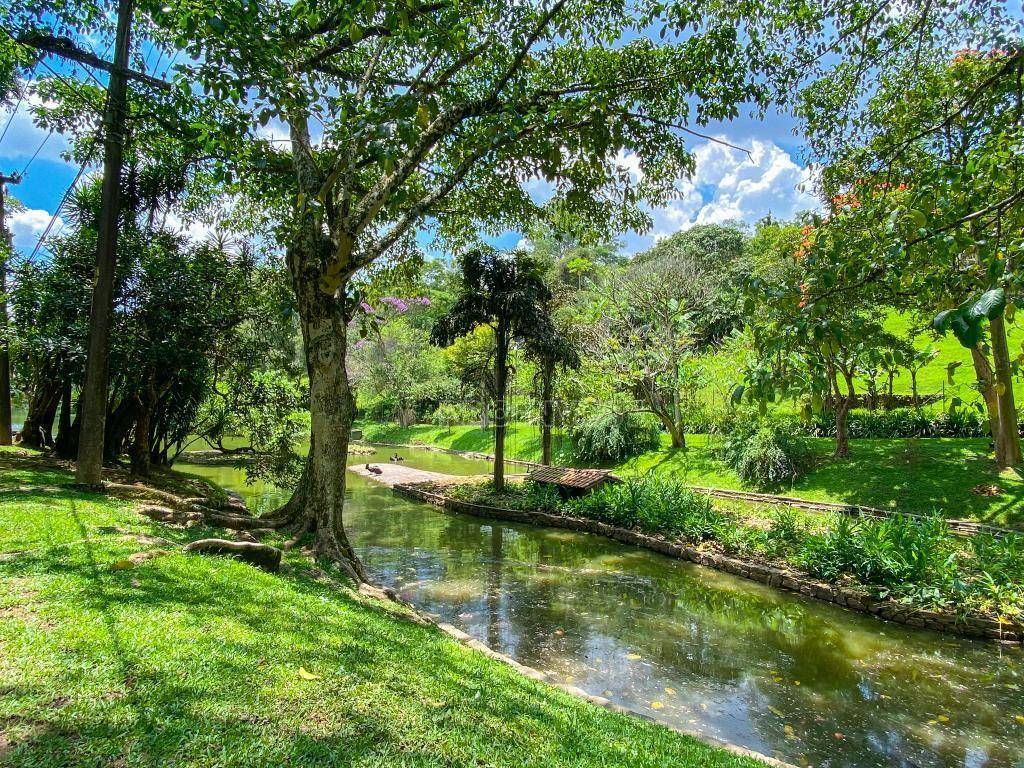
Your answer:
[0,453,758,768]
[358,425,1024,528]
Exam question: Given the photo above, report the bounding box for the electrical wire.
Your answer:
[0,92,25,147]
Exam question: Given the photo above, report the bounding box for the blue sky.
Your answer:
[0,63,819,260]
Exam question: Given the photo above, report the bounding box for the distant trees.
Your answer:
[11,184,259,474]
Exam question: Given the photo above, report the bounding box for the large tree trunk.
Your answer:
[279,235,366,582]
[130,380,157,477]
[493,319,509,492]
[18,372,60,449]
[540,359,554,466]
[650,401,685,449]
[989,314,1022,467]
[53,378,76,458]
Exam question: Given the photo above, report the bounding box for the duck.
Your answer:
[389,453,405,462]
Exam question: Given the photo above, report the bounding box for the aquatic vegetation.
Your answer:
[570,475,721,539]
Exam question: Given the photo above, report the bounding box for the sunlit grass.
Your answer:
[0,455,759,768]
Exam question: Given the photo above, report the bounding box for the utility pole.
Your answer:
[0,172,20,446]
[75,0,134,484]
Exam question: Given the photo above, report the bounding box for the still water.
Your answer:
[182,447,1024,768]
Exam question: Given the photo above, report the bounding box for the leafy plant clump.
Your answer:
[718,423,812,489]
[569,410,661,464]
[566,476,722,540]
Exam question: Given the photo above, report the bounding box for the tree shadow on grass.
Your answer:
[792,439,1024,527]
[1,500,745,768]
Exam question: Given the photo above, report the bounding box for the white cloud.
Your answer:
[0,91,72,166]
[625,137,820,252]
[9,206,62,254]
[255,117,291,145]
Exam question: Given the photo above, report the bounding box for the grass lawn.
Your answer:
[0,447,759,768]
[360,423,1024,528]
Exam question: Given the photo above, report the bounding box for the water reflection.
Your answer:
[182,448,1024,768]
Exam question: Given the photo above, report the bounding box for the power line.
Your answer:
[19,129,53,177]
[27,161,90,263]
[0,93,25,147]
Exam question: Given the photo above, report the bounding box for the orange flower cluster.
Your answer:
[794,224,815,262]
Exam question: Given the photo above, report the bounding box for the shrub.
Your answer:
[521,481,562,513]
[718,424,812,489]
[567,475,722,539]
[690,406,990,439]
[799,514,958,601]
[569,410,661,463]
[431,403,477,430]
[807,407,988,439]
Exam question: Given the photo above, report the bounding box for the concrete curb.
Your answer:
[353,582,796,768]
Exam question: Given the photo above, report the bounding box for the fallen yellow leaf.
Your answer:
[1016,715,1024,724]
[297,667,320,680]
[783,724,795,739]
[664,687,676,696]
[937,715,949,723]
[626,653,642,661]
[109,560,135,571]
[651,701,664,710]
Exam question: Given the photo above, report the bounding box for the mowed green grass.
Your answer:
[360,424,1024,528]
[0,448,758,768]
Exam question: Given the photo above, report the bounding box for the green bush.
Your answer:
[569,410,661,463]
[431,403,478,429]
[718,424,812,489]
[688,406,990,439]
[567,475,721,539]
[799,514,958,599]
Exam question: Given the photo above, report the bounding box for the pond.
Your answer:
[181,446,1024,768]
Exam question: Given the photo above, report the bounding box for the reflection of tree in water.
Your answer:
[349,498,1023,768]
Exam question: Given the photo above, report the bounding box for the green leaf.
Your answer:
[968,288,1006,321]
[416,103,430,130]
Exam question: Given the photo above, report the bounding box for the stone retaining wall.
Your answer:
[393,482,1023,644]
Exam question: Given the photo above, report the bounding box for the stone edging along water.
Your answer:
[391,481,1024,644]
[361,440,1018,539]
[353,588,796,768]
